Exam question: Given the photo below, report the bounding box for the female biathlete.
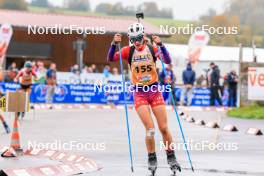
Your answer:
[107,23,181,175]
[14,61,37,119]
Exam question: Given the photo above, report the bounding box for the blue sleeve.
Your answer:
[107,44,117,62]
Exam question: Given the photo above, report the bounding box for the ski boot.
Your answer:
[148,152,157,176]
[2,121,10,134]
[166,150,181,175]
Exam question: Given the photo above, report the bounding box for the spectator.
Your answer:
[196,75,206,87]
[90,64,99,73]
[209,62,222,106]
[82,65,93,74]
[159,64,176,105]
[82,65,92,74]
[5,62,18,82]
[8,62,18,71]
[227,70,238,107]
[45,63,57,109]
[103,65,111,78]
[180,63,196,106]
[71,64,80,74]
[4,68,17,82]
[36,61,47,84]
[31,61,37,72]
[112,67,119,76]
[87,67,93,73]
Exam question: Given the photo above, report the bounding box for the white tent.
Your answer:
[165,43,264,62]
[161,43,264,84]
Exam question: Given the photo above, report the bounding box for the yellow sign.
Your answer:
[0,96,6,111]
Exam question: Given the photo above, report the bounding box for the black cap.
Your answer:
[210,62,215,66]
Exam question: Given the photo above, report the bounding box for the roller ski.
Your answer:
[167,150,181,175]
[148,153,157,176]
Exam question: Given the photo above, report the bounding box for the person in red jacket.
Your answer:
[107,22,181,174]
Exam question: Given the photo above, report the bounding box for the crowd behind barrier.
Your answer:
[0,81,229,106]
[2,61,237,107]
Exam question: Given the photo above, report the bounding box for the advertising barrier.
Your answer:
[0,82,229,106]
[248,67,264,100]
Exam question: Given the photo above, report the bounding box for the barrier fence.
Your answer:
[0,82,229,106]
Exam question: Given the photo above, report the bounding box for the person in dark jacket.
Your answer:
[180,63,196,106]
[209,62,222,106]
[159,64,176,105]
[227,70,238,107]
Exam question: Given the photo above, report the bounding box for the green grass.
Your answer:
[28,5,190,27]
[28,5,49,13]
[227,103,264,119]
[28,5,105,17]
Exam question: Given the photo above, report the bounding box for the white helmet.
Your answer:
[127,22,144,38]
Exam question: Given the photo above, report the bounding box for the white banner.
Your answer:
[248,67,264,100]
[0,24,13,69]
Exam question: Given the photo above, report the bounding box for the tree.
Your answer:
[138,2,159,18]
[225,0,264,46]
[65,0,90,11]
[107,2,124,16]
[0,0,27,10]
[31,0,49,8]
[200,8,217,22]
[160,8,173,19]
[198,0,264,47]
[95,3,112,13]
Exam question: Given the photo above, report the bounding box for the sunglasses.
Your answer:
[130,35,144,43]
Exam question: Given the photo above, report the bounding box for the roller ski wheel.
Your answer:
[166,150,181,175]
[149,170,156,176]
[148,153,157,176]
[170,162,181,174]
[170,165,180,176]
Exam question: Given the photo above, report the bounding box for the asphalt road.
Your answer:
[0,108,264,176]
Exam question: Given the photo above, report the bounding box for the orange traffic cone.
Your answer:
[10,115,22,152]
[1,114,23,158]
